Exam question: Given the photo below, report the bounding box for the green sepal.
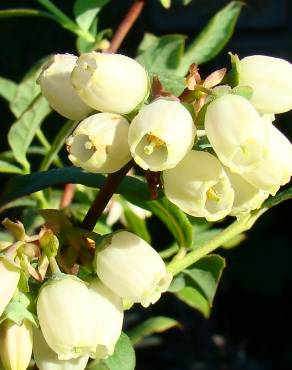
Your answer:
[0,291,38,327]
[225,52,240,87]
[232,85,253,100]
[2,218,26,241]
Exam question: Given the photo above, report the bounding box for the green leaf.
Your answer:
[74,0,110,32]
[146,197,193,248]
[9,58,47,118]
[178,1,243,74]
[40,120,76,171]
[0,168,151,207]
[0,8,53,19]
[137,33,158,55]
[8,95,51,170]
[121,200,151,243]
[0,160,23,174]
[184,255,225,304]
[155,71,186,96]
[160,0,171,8]
[137,34,185,74]
[88,333,135,370]
[0,293,38,327]
[128,316,181,345]
[176,286,210,317]
[263,186,292,209]
[175,255,225,318]
[0,77,17,102]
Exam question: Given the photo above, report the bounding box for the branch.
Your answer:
[107,0,147,53]
[81,161,134,231]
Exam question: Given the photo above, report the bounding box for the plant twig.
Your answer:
[82,161,134,231]
[59,184,76,209]
[107,0,147,53]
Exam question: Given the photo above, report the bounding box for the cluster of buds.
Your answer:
[0,221,172,370]
[39,52,292,220]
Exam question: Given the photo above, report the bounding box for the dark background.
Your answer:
[0,1,292,369]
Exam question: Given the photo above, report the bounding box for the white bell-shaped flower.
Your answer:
[37,275,95,360]
[66,113,131,173]
[224,168,269,217]
[128,99,196,171]
[0,320,33,370]
[33,328,89,370]
[38,54,92,120]
[205,94,269,174]
[237,55,292,114]
[94,231,172,308]
[243,122,292,195]
[163,150,234,221]
[0,257,20,317]
[71,52,149,114]
[88,279,123,359]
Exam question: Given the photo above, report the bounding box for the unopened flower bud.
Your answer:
[163,150,234,221]
[205,94,269,174]
[243,121,292,195]
[88,279,123,359]
[224,168,269,217]
[66,113,131,173]
[238,55,292,114]
[71,52,149,114]
[128,99,196,171]
[38,54,92,120]
[33,328,89,370]
[0,258,20,317]
[37,275,95,360]
[0,320,32,370]
[94,231,172,307]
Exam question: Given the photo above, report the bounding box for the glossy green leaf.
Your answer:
[128,316,181,345]
[184,254,225,304]
[160,0,171,8]
[264,186,292,209]
[178,1,243,74]
[0,160,23,174]
[175,254,225,318]
[0,8,53,19]
[9,59,47,118]
[88,333,135,370]
[8,95,51,170]
[156,71,186,96]
[137,34,185,74]
[146,197,193,248]
[121,200,151,243]
[137,33,158,55]
[0,77,17,102]
[74,0,109,31]
[176,286,210,317]
[0,167,151,207]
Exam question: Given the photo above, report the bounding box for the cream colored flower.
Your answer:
[37,275,95,360]
[128,99,196,171]
[243,121,292,195]
[66,113,131,173]
[71,52,149,114]
[33,328,89,370]
[163,150,234,221]
[0,320,32,370]
[88,279,123,359]
[205,94,269,174]
[94,231,172,307]
[238,55,292,114]
[224,168,269,217]
[38,54,92,120]
[0,257,20,317]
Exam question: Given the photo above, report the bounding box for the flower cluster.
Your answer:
[39,52,292,220]
[0,227,171,370]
